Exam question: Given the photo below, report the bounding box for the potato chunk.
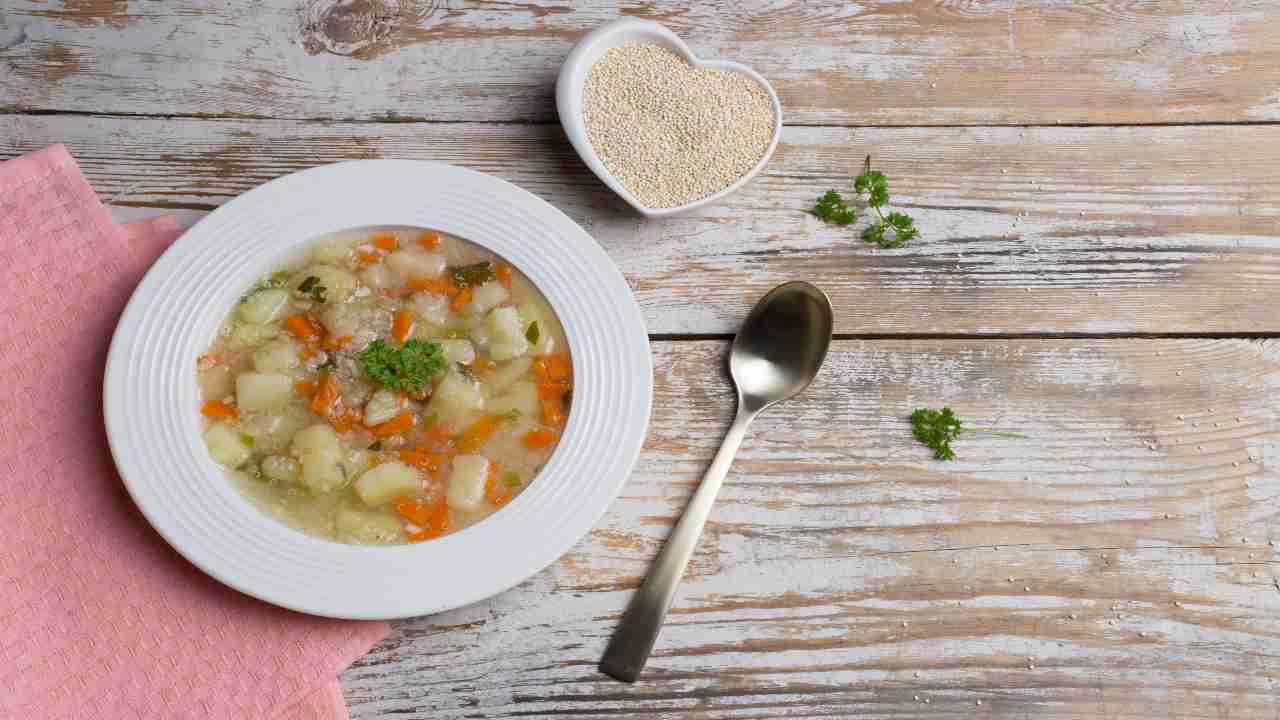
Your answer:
[363,389,404,427]
[235,372,294,412]
[354,461,422,506]
[386,248,446,281]
[439,339,475,365]
[486,306,530,361]
[466,281,508,316]
[291,424,347,493]
[226,322,279,351]
[447,454,490,510]
[260,454,300,483]
[204,423,252,468]
[409,292,450,327]
[251,338,301,373]
[487,381,539,418]
[426,369,484,425]
[294,264,359,304]
[237,289,290,325]
[335,508,404,545]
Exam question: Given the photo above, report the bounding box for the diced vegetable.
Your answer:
[387,248,446,281]
[198,364,234,400]
[363,389,404,427]
[485,357,533,395]
[399,449,445,473]
[227,322,279,350]
[484,463,512,506]
[518,302,557,355]
[295,264,359,304]
[466,281,509,316]
[336,508,404,544]
[252,338,301,373]
[522,428,557,449]
[372,233,398,252]
[439,338,475,365]
[260,454,301,483]
[486,306,530,361]
[283,314,322,343]
[235,372,295,412]
[409,292,451,326]
[495,264,512,288]
[293,423,347,493]
[542,395,567,427]
[238,289,290,324]
[426,369,485,425]
[201,399,238,420]
[319,300,390,352]
[391,310,415,343]
[354,461,422,506]
[487,381,539,419]
[533,354,571,383]
[450,286,473,313]
[204,423,252,468]
[370,410,415,438]
[292,423,343,457]
[312,237,355,265]
[418,231,442,250]
[457,415,500,453]
[359,262,403,292]
[447,455,490,510]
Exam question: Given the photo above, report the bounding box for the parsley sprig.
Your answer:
[359,339,444,394]
[812,155,919,249]
[910,407,1027,461]
[451,262,496,288]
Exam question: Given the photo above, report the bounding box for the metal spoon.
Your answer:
[600,281,834,682]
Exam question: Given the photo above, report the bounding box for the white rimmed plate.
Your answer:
[104,160,652,620]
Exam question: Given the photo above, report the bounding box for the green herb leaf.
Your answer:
[443,328,468,339]
[421,413,438,428]
[266,271,292,288]
[239,433,256,449]
[813,190,857,225]
[298,275,328,304]
[502,472,523,489]
[525,321,540,345]
[495,409,521,422]
[456,362,476,381]
[854,155,889,209]
[368,441,382,451]
[450,262,496,288]
[909,407,962,461]
[359,339,445,393]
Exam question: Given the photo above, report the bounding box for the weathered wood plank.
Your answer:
[5,114,1278,335]
[341,338,1280,718]
[3,1,1279,124]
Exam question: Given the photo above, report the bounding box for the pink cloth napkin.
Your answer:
[0,146,388,720]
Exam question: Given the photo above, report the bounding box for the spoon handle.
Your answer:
[599,403,755,682]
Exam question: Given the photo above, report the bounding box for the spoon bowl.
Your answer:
[731,281,834,412]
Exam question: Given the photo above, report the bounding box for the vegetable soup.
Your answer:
[196,227,571,545]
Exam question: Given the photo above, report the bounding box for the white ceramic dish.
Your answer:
[556,19,783,218]
[104,160,652,620]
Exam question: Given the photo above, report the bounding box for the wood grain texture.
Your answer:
[3,1,1280,124]
[340,338,1280,718]
[5,114,1278,335]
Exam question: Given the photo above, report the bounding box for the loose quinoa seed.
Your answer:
[582,42,776,209]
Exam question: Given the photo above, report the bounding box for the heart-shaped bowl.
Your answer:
[556,19,783,218]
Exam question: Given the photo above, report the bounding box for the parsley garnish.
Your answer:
[358,339,444,394]
[525,321,540,344]
[813,191,856,225]
[812,155,918,249]
[502,472,522,489]
[910,407,1026,461]
[450,262,496,288]
[298,275,327,303]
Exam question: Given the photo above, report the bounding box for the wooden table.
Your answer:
[6,2,1280,717]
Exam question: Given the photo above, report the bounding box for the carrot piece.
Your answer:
[495,264,512,289]
[536,382,570,400]
[417,231,442,251]
[371,410,415,438]
[391,310,415,343]
[372,233,397,252]
[399,449,445,473]
[484,463,512,507]
[356,249,379,266]
[405,276,457,296]
[541,396,566,427]
[309,373,340,416]
[393,496,433,526]
[522,428,557,449]
[420,422,455,452]
[294,379,317,396]
[532,355,571,383]
[324,334,353,352]
[201,400,238,420]
[284,314,322,343]
[456,415,499,453]
[450,286,473,313]
[330,406,361,434]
